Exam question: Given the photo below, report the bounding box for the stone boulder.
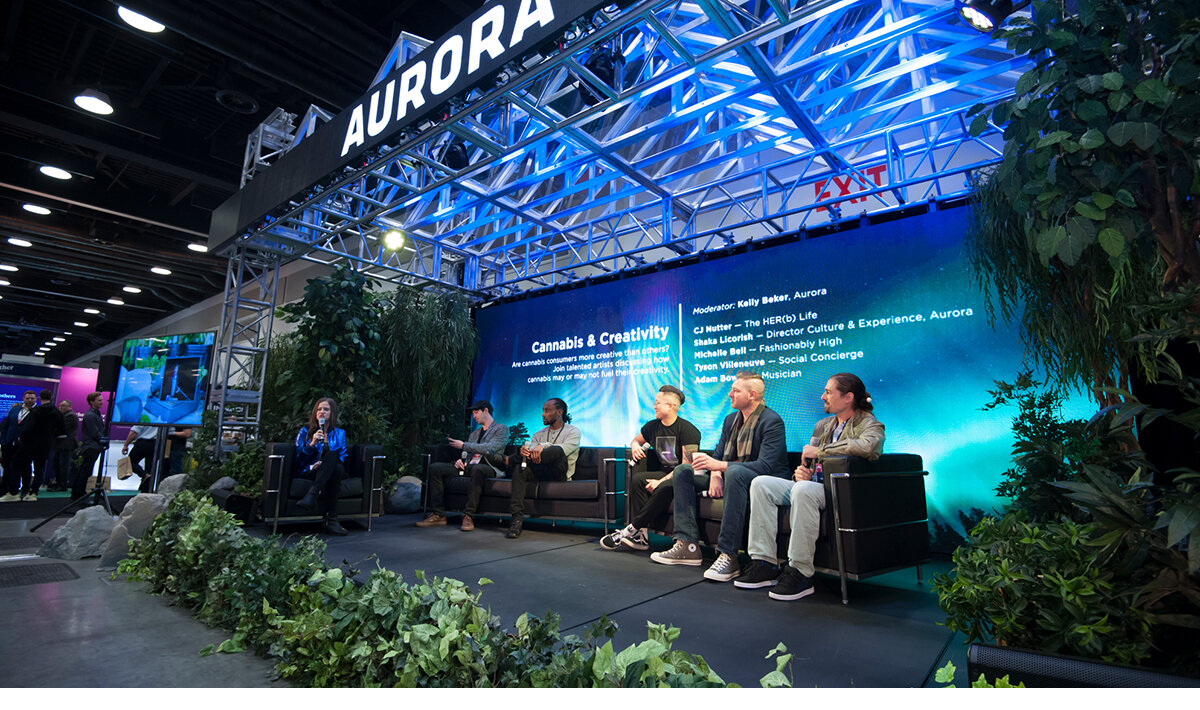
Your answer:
[385,475,423,514]
[39,505,116,560]
[208,476,238,495]
[156,473,190,498]
[95,493,170,570]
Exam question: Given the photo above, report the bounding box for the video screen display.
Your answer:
[0,381,52,417]
[113,332,215,426]
[471,206,1092,540]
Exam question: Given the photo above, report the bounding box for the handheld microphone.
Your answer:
[319,416,327,430]
[641,442,653,451]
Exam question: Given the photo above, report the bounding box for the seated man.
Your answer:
[416,400,509,531]
[600,385,701,551]
[505,398,580,539]
[650,371,789,582]
[734,373,885,600]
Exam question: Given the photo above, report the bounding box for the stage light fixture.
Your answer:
[117,6,165,33]
[581,48,621,106]
[74,88,114,115]
[39,165,72,180]
[444,142,469,171]
[955,0,1025,32]
[383,229,407,251]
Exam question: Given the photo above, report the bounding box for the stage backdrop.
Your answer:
[471,205,1091,541]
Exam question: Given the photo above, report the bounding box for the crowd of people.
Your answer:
[0,389,190,503]
[408,370,884,601]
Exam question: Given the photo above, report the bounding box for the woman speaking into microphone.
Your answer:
[294,397,349,535]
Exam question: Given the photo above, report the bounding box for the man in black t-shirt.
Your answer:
[600,385,701,552]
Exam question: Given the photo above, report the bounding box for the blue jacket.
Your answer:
[0,404,27,446]
[295,425,348,475]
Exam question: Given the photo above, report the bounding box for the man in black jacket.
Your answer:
[13,389,65,501]
[71,392,107,501]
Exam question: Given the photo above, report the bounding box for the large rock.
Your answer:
[208,476,238,495]
[156,473,190,498]
[39,505,116,560]
[386,475,423,514]
[95,493,169,570]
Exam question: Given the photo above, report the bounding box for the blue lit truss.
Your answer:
[211,0,1029,430]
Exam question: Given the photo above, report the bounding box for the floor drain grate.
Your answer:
[0,563,80,588]
[0,536,43,551]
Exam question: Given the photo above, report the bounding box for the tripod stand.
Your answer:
[31,439,113,533]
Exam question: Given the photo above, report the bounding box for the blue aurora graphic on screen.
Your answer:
[114,332,216,426]
[471,206,1090,540]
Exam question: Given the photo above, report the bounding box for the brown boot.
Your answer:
[460,514,475,531]
[415,513,446,527]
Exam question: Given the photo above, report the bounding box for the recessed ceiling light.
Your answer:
[44,342,57,347]
[0,265,18,272]
[150,266,172,275]
[74,321,89,327]
[117,6,166,33]
[84,308,100,314]
[122,286,142,294]
[74,88,114,115]
[21,204,51,215]
[107,297,125,305]
[63,331,73,335]
[0,279,8,285]
[7,238,33,248]
[187,243,208,253]
[39,165,72,180]
[53,337,66,342]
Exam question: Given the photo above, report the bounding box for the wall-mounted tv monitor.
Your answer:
[112,332,216,426]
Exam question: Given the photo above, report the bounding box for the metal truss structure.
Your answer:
[210,247,280,442]
[224,0,1029,301]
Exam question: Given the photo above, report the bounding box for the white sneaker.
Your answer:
[22,493,37,502]
[0,493,21,502]
[703,552,741,582]
[620,529,650,551]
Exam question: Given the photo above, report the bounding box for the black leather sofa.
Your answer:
[632,452,930,603]
[422,444,620,528]
[262,442,386,533]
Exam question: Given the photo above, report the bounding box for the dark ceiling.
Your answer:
[0,0,480,366]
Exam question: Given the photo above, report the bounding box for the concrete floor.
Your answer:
[0,508,967,688]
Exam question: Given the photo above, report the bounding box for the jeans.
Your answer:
[671,462,787,555]
[747,477,825,576]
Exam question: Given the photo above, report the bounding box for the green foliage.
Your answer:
[933,511,1155,665]
[182,411,225,492]
[934,661,1025,688]
[506,422,529,447]
[277,263,383,388]
[760,643,793,688]
[966,0,1200,391]
[982,372,1146,521]
[118,493,783,687]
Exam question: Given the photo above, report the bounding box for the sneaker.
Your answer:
[600,524,636,550]
[322,516,348,536]
[506,518,523,538]
[733,560,781,589]
[0,493,21,502]
[460,514,475,532]
[769,566,815,601]
[650,540,702,566]
[415,513,447,528]
[620,529,649,551]
[703,552,741,582]
[22,493,37,502]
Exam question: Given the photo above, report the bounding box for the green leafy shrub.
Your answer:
[934,511,1153,665]
[118,493,769,687]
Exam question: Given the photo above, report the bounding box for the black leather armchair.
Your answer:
[262,442,385,533]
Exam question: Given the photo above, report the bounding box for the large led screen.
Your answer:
[113,332,215,426]
[472,206,1091,540]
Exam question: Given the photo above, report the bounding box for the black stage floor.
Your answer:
[0,509,966,688]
